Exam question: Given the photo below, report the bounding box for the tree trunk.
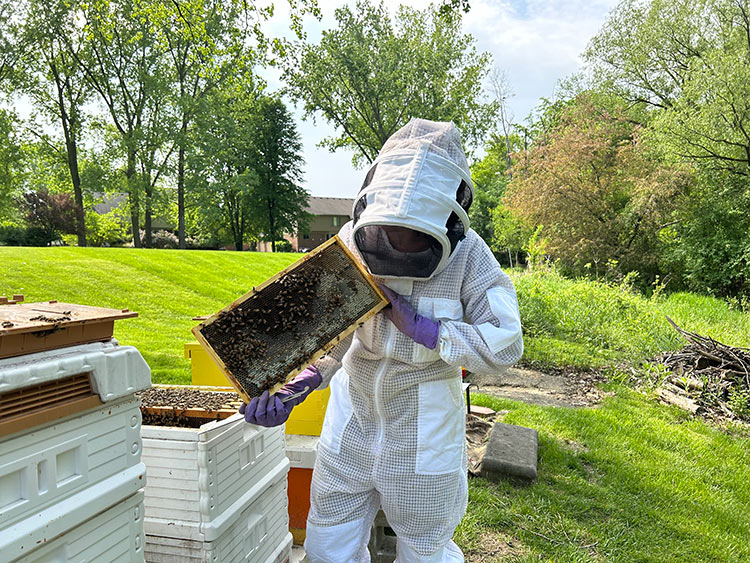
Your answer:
[268,198,276,252]
[65,136,86,247]
[127,151,141,248]
[56,91,86,246]
[177,118,187,249]
[144,178,152,248]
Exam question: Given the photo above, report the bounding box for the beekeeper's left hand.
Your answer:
[240,365,321,427]
[379,285,440,350]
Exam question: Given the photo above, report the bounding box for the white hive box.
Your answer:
[141,416,291,562]
[0,340,151,561]
[144,465,291,563]
[284,434,318,470]
[13,490,145,563]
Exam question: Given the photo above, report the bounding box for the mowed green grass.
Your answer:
[4,247,750,561]
[458,389,750,561]
[0,247,299,383]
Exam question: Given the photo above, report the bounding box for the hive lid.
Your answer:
[0,301,137,336]
[193,235,388,403]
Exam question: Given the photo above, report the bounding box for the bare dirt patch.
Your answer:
[468,365,611,408]
[464,530,529,562]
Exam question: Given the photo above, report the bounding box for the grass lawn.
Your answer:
[0,246,299,383]
[458,389,750,561]
[3,247,750,561]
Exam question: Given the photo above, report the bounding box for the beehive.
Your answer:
[193,236,387,402]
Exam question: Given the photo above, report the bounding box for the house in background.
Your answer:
[93,193,175,232]
[259,196,355,252]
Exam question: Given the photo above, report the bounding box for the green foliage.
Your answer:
[506,93,693,281]
[284,0,497,166]
[274,239,293,252]
[0,109,24,221]
[469,134,519,245]
[188,80,260,251]
[584,0,750,297]
[660,172,750,296]
[245,95,310,249]
[85,209,127,246]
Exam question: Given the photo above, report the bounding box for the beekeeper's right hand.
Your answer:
[239,365,321,427]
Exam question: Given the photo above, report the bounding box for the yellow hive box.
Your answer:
[184,341,329,435]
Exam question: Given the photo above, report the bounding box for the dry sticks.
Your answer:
[654,316,750,421]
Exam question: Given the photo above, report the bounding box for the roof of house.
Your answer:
[307,196,355,217]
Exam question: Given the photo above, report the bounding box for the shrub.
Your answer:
[274,240,293,252]
[86,211,127,247]
[150,230,179,249]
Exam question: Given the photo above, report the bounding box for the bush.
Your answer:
[0,225,58,246]
[86,211,127,247]
[186,234,222,250]
[0,225,26,246]
[147,230,179,249]
[274,240,293,252]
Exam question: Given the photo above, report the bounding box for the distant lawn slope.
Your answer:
[3,248,750,381]
[0,247,299,383]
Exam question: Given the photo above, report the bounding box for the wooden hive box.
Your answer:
[192,236,387,403]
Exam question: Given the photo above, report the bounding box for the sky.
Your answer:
[262,0,621,200]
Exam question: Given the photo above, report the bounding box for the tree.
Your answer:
[284,0,497,166]
[0,0,23,89]
[504,93,693,279]
[188,81,260,251]
[17,0,91,245]
[586,0,750,180]
[247,96,309,252]
[0,110,24,221]
[148,0,246,249]
[469,133,520,246]
[147,0,318,248]
[69,0,162,247]
[21,189,77,243]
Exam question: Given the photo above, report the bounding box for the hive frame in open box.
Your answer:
[192,235,387,403]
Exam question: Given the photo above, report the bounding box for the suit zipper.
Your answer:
[373,323,395,466]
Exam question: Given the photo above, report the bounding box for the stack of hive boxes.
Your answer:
[184,342,329,548]
[0,340,152,562]
[142,347,293,562]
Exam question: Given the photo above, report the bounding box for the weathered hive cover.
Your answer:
[192,236,387,403]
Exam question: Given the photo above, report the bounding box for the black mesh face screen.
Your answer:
[359,163,378,192]
[353,195,367,224]
[196,242,383,399]
[354,225,442,279]
[456,180,473,212]
[446,180,473,252]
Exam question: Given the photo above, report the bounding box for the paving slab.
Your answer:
[481,422,539,482]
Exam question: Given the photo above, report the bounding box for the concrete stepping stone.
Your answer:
[481,422,539,482]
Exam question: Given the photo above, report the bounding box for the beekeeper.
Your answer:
[242,118,523,562]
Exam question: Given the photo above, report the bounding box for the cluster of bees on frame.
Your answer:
[201,263,327,392]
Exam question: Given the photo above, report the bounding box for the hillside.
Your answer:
[0,247,299,383]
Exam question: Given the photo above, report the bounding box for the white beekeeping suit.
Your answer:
[305,118,524,563]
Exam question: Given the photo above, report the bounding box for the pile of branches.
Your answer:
[651,316,750,422]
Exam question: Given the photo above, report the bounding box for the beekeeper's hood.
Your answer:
[351,118,474,281]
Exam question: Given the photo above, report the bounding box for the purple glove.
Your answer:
[239,365,322,427]
[379,286,440,350]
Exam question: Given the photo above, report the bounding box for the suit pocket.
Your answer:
[415,378,465,475]
[318,368,353,455]
[412,298,463,364]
